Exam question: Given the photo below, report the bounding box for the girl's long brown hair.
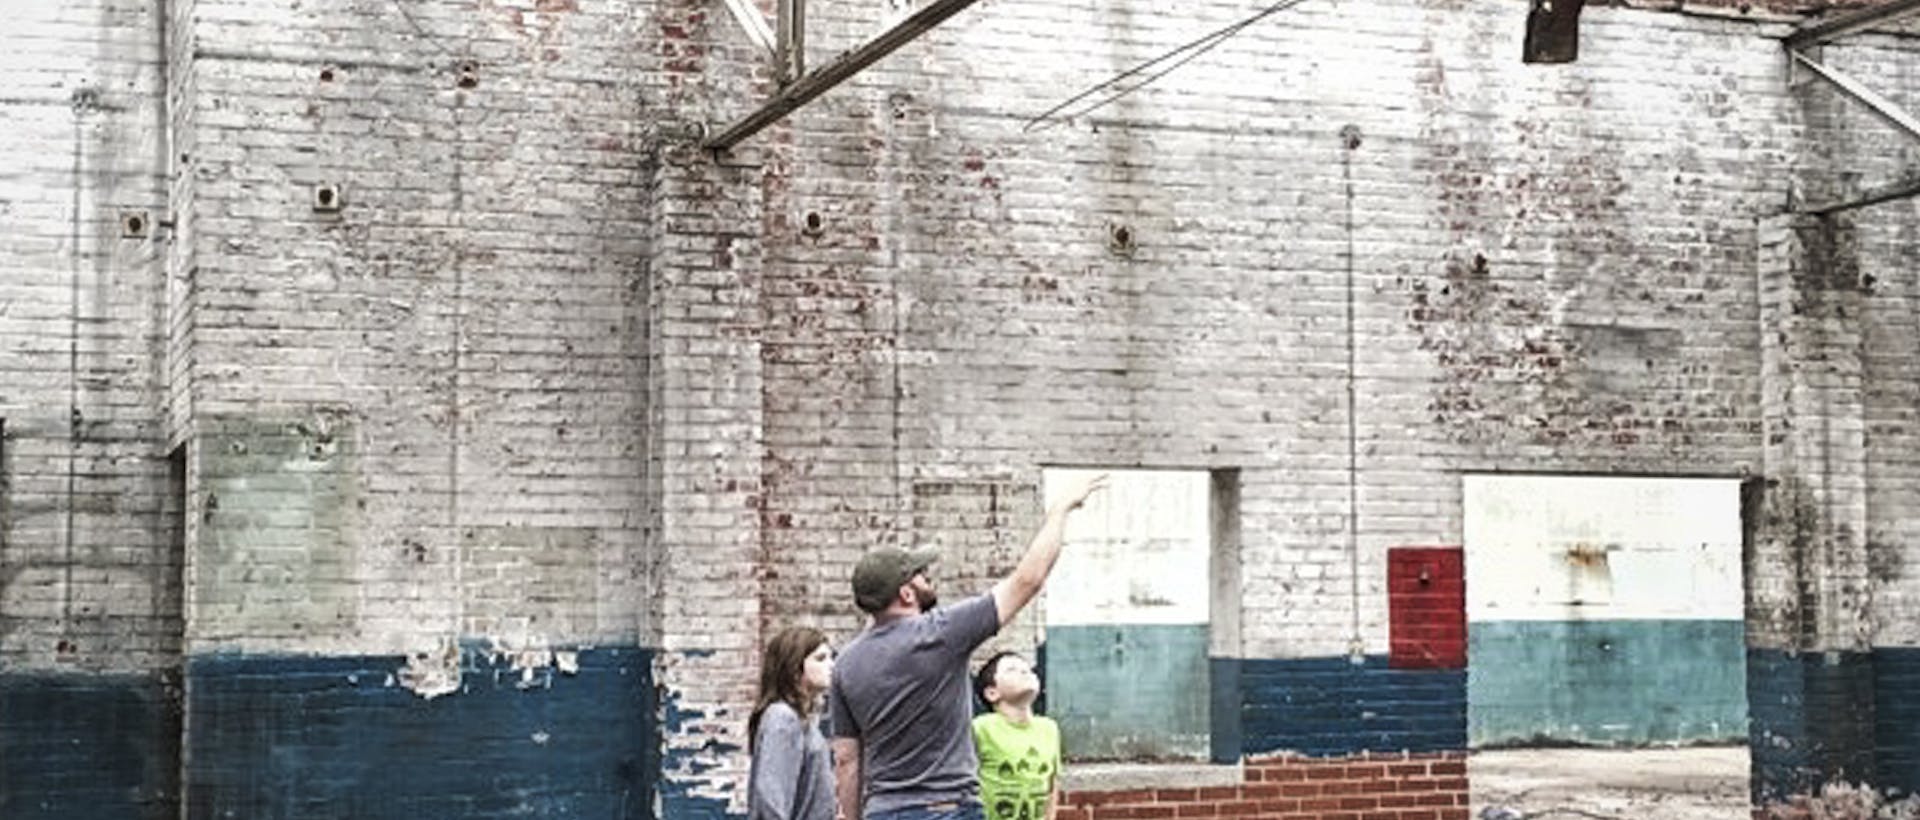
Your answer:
[749,626,827,752]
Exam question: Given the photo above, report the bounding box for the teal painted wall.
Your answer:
[1043,624,1210,760]
[1468,619,1746,747]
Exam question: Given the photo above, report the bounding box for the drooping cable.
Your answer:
[1023,0,1313,132]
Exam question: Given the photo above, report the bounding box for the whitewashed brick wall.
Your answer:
[0,1,177,673]
[745,0,1819,662]
[7,0,1920,811]
[166,0,657,659]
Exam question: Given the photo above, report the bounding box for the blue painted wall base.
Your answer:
[1237,655,1467,758]
[184,645,656,820]
[1748,648,1876,806]
[1470,619,1747,747]
[1043,624,1211,760]
[1874,647,1920,798]
[0,670,181,820]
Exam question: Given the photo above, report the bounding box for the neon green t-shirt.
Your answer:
[971,712,1061,820]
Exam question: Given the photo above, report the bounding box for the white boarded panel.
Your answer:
[1043,469,1211,627]
[1464,474,1742,622]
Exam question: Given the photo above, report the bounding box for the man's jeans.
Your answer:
[867,802,985,820]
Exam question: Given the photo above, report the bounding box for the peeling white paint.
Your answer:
[397,642,462,699]
[478,637,589,689]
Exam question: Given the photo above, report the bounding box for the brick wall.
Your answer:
[739,0,1909,811]
[757,0,1800,660]
[165,0,661,816]
[1740,30,1904,782]
[7,0,1920,815]
[0,0,177,678]
[0,2,181,817]
[1829,31,1920,814]
[169,0,657,657]
[1060,754,1469,820]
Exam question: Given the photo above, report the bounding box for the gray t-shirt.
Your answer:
[828,593,1001,816]
[749,702,835,820]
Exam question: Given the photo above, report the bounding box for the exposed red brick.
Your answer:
[1345,763,1389,780]
[1063,752,1468,820]
[1098,804,1177,819]
[1277,781,1321,797]
[1075,789,1157,808]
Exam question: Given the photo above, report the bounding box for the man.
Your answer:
[828,474,1108,820]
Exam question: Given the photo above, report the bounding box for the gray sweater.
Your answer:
[749,702,835,820]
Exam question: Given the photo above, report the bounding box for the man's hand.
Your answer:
[1057,473,1108,512]
[992,473,1109,625]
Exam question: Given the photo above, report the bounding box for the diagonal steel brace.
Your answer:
[1789,50,1920,142]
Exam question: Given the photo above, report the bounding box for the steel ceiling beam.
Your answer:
[1805,175,1920,215]
[719,0,776,59]
[706,0,984,152]
[1785,0,1920,49]
[777,0,805,83]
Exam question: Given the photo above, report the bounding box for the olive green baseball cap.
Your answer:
[851,547,940,613]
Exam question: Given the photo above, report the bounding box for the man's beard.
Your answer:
[916,587,938,612]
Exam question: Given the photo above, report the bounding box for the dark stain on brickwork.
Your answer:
[1409,29,1741,455]
[1781,478,1817,647]
[1754,475,1874,650]
[1867,540,1904,583]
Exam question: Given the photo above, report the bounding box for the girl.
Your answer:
[749,626,836,820]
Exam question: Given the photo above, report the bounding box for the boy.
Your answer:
[971,652,1061,820]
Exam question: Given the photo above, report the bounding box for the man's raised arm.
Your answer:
[991,473,1108,626]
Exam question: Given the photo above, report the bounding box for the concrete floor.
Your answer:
[1470,746,1750,820]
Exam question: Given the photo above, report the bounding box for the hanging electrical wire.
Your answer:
[1023,0,1315,132]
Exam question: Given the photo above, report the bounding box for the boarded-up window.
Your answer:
[1463,474,1746,747]
[1041,469,1214,761]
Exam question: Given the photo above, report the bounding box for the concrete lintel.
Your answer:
[1061,761,1245,793]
